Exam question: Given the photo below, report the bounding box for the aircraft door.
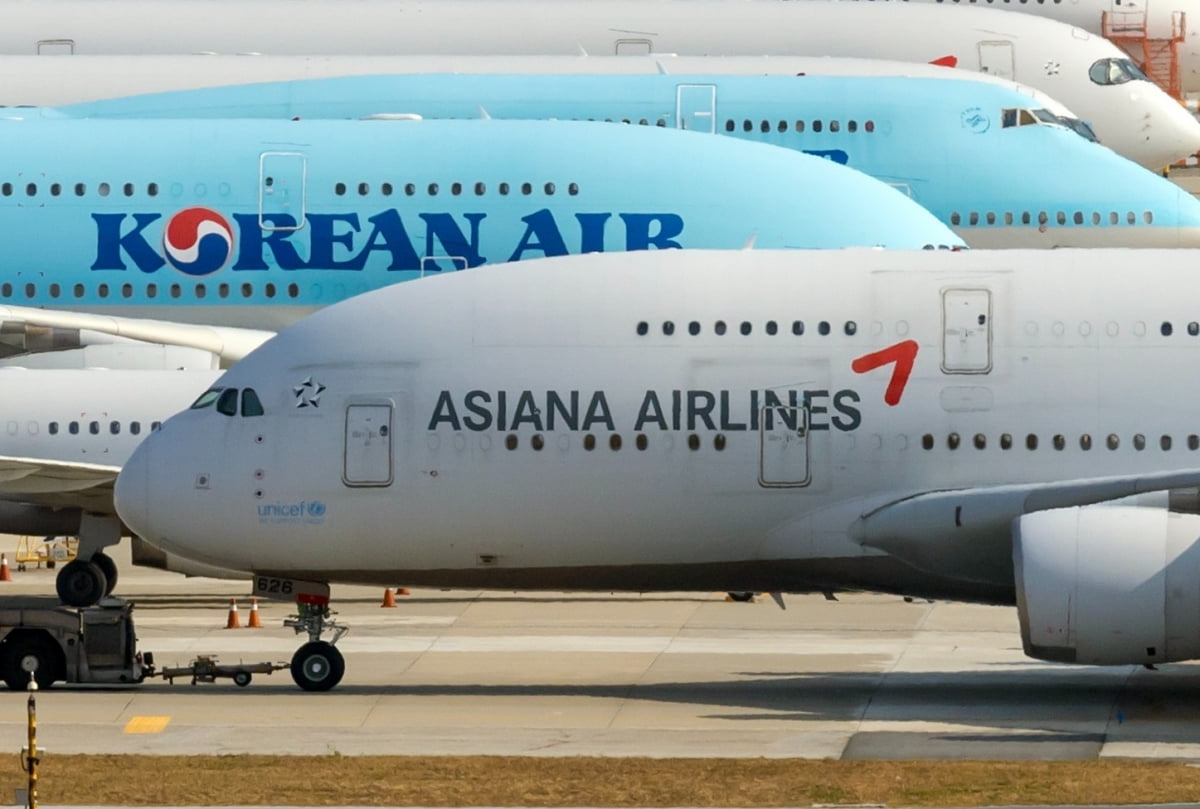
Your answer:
[676,84,717,133]
[344,404,393,487]
[978,41,1015,79]
[759,404,810,488]
[259,151,307,232]
[942,288,993,374]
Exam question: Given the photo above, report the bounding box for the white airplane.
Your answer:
[0,0,1196,169]
[849,0,1200,94]
[0,367,231,601]
[117,246,1200,690]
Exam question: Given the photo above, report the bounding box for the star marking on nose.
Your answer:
[294,376,326,408]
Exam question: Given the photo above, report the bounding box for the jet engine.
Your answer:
[1014,505,1200,666]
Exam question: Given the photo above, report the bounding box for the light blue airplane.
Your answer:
[0,114,960,337]
[55,72,1200,248]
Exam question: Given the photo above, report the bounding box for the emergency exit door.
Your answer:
[259,151,307,231]
[942,288,993,373]
[344,404,393,487]
[758,405,811,488]
[676,84,717,133]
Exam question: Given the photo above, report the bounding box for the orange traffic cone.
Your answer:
[397,587,410,596]
[225,598,241,629]
[247,598,262,628]
[381,587,397,608]
[0,555,12,582]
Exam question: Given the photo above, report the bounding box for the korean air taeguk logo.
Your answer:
[162,207,234,276]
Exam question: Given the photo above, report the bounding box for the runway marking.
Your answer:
[124,715,171,734]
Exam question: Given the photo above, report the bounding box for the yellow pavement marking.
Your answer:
[123,715,171,734]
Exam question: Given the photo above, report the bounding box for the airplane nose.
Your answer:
[114,439,153,542]
[1149,93,1200,169]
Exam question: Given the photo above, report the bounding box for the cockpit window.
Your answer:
[1089,57,1149,86]
[190,388,224,409]
[216,388,238,417]
[1061,117,1100,142]
[241,388,264,417]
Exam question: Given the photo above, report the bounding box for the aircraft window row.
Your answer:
[0,281,303,301]
[0,182,159,198]
[949,210,1153,227]
[1089,58,1149,87]
[724,119,876,134]
[635,319,857,337]
[922,432,1200,452]
[47,420,161,436]
[191,387,264,417]
[333,181,580,197]
[503,432,729,452]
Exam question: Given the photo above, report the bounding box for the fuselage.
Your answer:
[56,72,1200,248]
[115,247,1200,607]
[0,0,1195,168]
[849,0,1200,95]
[0,115,960,329]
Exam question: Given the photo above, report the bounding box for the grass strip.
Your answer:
[10,756,1200,806]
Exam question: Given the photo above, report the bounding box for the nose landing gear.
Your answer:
[283,595,347,692]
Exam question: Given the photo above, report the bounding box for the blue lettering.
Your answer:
[621,213,683,250]
[91,213,164,272]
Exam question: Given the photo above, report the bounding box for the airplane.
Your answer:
[0,0,1195,168]
[0,113,961,604]
[116,245,1200,690]
[0,367,231,602]
[0,114,960,340]
[846,0,1200,95]
[49,70,1200,247]
[0,53,1099,150]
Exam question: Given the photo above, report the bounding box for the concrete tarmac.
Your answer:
[0,541,1197,760]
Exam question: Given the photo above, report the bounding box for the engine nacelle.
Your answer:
[1014,505,1200,665]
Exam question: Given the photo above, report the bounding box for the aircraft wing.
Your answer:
[0,455,121,512]
[0,305,275,367]
[853,468,1200,584]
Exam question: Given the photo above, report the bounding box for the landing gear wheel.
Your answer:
[55,560,108,608]
[727,591,755,602]
[2,634,63,690]
[290,641,345,692]
[91,553,118,596]
[233,671,252,688]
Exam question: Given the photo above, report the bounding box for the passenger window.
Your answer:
[48,422,57,436]
[241,389,265,417]
[89,421,99,435]
[69,421,79,435]
[110,421,120,435]
[130,422,141,436]
[216,389,238,417]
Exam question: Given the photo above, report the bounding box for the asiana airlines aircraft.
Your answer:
[1,0,1196,168]
[57,70,1200,248]
[0,113,961,604]
[115,247,1200,690]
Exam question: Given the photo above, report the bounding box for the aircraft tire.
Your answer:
[726,591,755,602]
[55,560,108,608]
[91,553,119,596]
[233,671,252,688]
[290,641,345,692]
[1,632,64,690]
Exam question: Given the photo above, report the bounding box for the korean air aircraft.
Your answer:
[116,246,1200,690]
[0,113,960,340]
[1,0,1195,168]
[56,71,1200,248]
